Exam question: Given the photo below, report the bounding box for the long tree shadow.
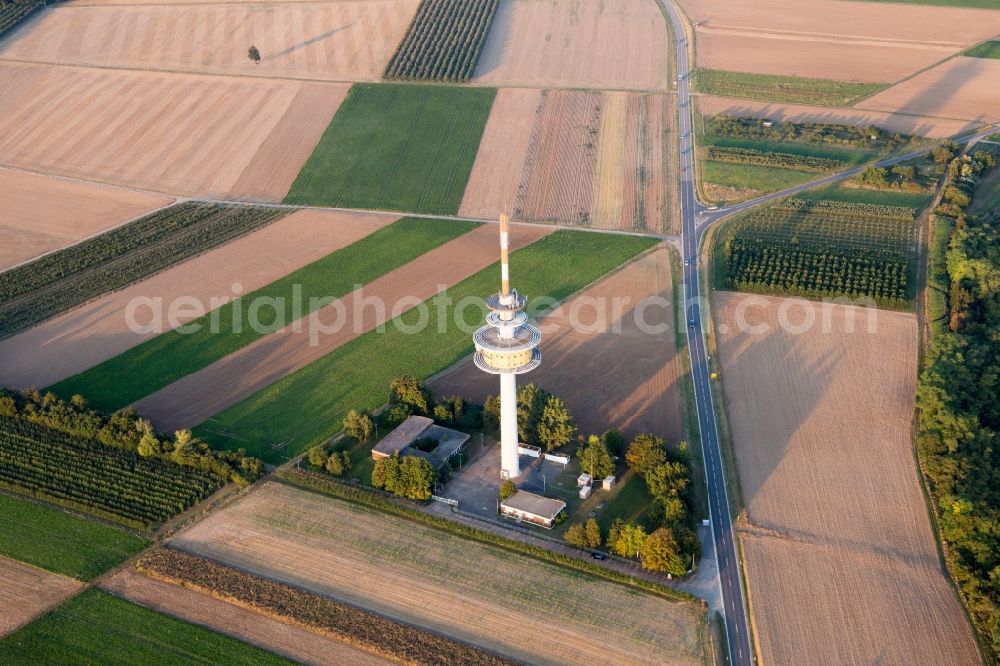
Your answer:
[271,23,355,60]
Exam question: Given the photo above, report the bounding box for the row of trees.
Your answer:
[917,148,1000,659]
[705,146,846,173]
[706,114,912,149]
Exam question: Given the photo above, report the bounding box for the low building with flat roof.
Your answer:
[371,415,470,470]
[500,490,566,529]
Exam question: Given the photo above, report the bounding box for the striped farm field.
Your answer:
[285,83,495,214]
[461,89,674,232]
[195,231,657,462]
[0,62,347,199]
[51,217,475,414]
[0,1,418,82]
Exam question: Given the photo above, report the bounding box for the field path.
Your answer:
[0,557,84,637]
[101,568,392,666]
[135,224,554,431]
[0,210,395,389]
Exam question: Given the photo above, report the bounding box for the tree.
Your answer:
[602,429,625,456]
[389,375,432,415]
[137,432,161,457]
[372,454,401,493]
[483,394,501,430]
[607,519,646,559]
[386,403,412,425]
[248,45,261,63]
[578,435,615,479]
[325,451,351,477]
[645,461,690,501]
[433,404,452,424]
[70,394,87,410]
[516,384,549,445]
[343,409,374,442]
[536,395,576,451]
[625,433,667,474]
[932,143,957,164]
[565,523,588,549]
[398,455,436,500]
[640,527,687,575]
[499,479,517,501]
[857,166,888,188]
[308,445,329,468]
[891,165,916,181]
[583,518,602,549]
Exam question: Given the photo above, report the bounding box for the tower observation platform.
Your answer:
[473,214,541,479]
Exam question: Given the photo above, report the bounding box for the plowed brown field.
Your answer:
[0,169,172,271]
[0,1,417,82]
[678,0,999,82]
[0,210,395,390]
[432,246,683,442]
[474,0,670,91]
[0,557,83,637]
[0,62,347,198]
[171,482,707,666]
[101,568,392,666]
[134,224,554,432]
[463,89,673,232]
[712,292,979,665]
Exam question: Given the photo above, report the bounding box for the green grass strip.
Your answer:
[0,493,147,580]
[51,217,477,412]
[701,160,818,194]
[797,183,934,209]
[284,83,496,215]
[0,589,293,665]
[695,69,887,106]
[197,230,658,462]
[965,40,1000,59]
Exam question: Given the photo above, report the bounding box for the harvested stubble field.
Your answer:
[678,0,1000,83]
[462,89,673,232]
[0,61,346,199]
[473,0,670,91]
[0,209,396,390]
[695,95,979,138]
[0,169,171,271]
[0,1,417,82]
[855,56,1000,123]
[432,246,685,442]
[0,557,82,638]
[171,482,707,666]
[712,292,979,665]
[101,568,393,666]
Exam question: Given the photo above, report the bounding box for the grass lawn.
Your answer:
[970,165,1000,214]
[284,83,495,214]
[701,160,818,194]
[699,135,874,164]
[0,589,292,665]
[797,182,934,209]
[965,41,1000,59]
[51,217,477,412]
[694,69,886,106]
[196,231,658,462]
[0,493,147,580]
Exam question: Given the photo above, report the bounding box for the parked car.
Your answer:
[591,552,607,561]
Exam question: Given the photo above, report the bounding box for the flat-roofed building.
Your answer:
[371,415,469,470]
[499,490,566,529]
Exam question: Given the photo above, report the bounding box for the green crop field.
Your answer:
[385,0,500,82]
[0,589,292,665]
[0,493,146,580]
[196,231,657,462]
[695,69,886,106]
[52,218,476,412]
[701,160,818,195]
[284,84,495,214]
[966,41,1000,59]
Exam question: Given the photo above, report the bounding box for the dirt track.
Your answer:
[432,246,684,443]
[474,0,669,91]
[0,1,417,82]
[171,482,706,666]
[101,568,392,666]
[134,224,554,432]
[0,169,171,271]
[0,210,395,389]
[712,292,979,665]
[0,557,83,637]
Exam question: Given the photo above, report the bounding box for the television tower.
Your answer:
[473,214,541,480]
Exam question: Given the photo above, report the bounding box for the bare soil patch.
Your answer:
[463,89,673,232]
[171,482,707,666]
[0,209,395,389]
[101,568,392,666]
[855,56,1000,123]
[474,0,670,91]
[679,0,1000,82]
[0,169,171,271]
[433,246,683,442]
[0,1,417,82]
[134,224,554,432]
[0,557,83,637]
[712,292,978,665]
[0,62,341,197]
[696,94,980,138]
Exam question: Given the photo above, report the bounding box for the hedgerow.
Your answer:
[704,146,846,173]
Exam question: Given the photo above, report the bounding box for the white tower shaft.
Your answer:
[499,373,519,479]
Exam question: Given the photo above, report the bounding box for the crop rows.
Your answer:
[695,70,886,107]
[704,146,846,173]
[384,0,499,82]
[137,547,516,665]
[0,0,44,39]
[0,417,219,531]
[0,202,287,339]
